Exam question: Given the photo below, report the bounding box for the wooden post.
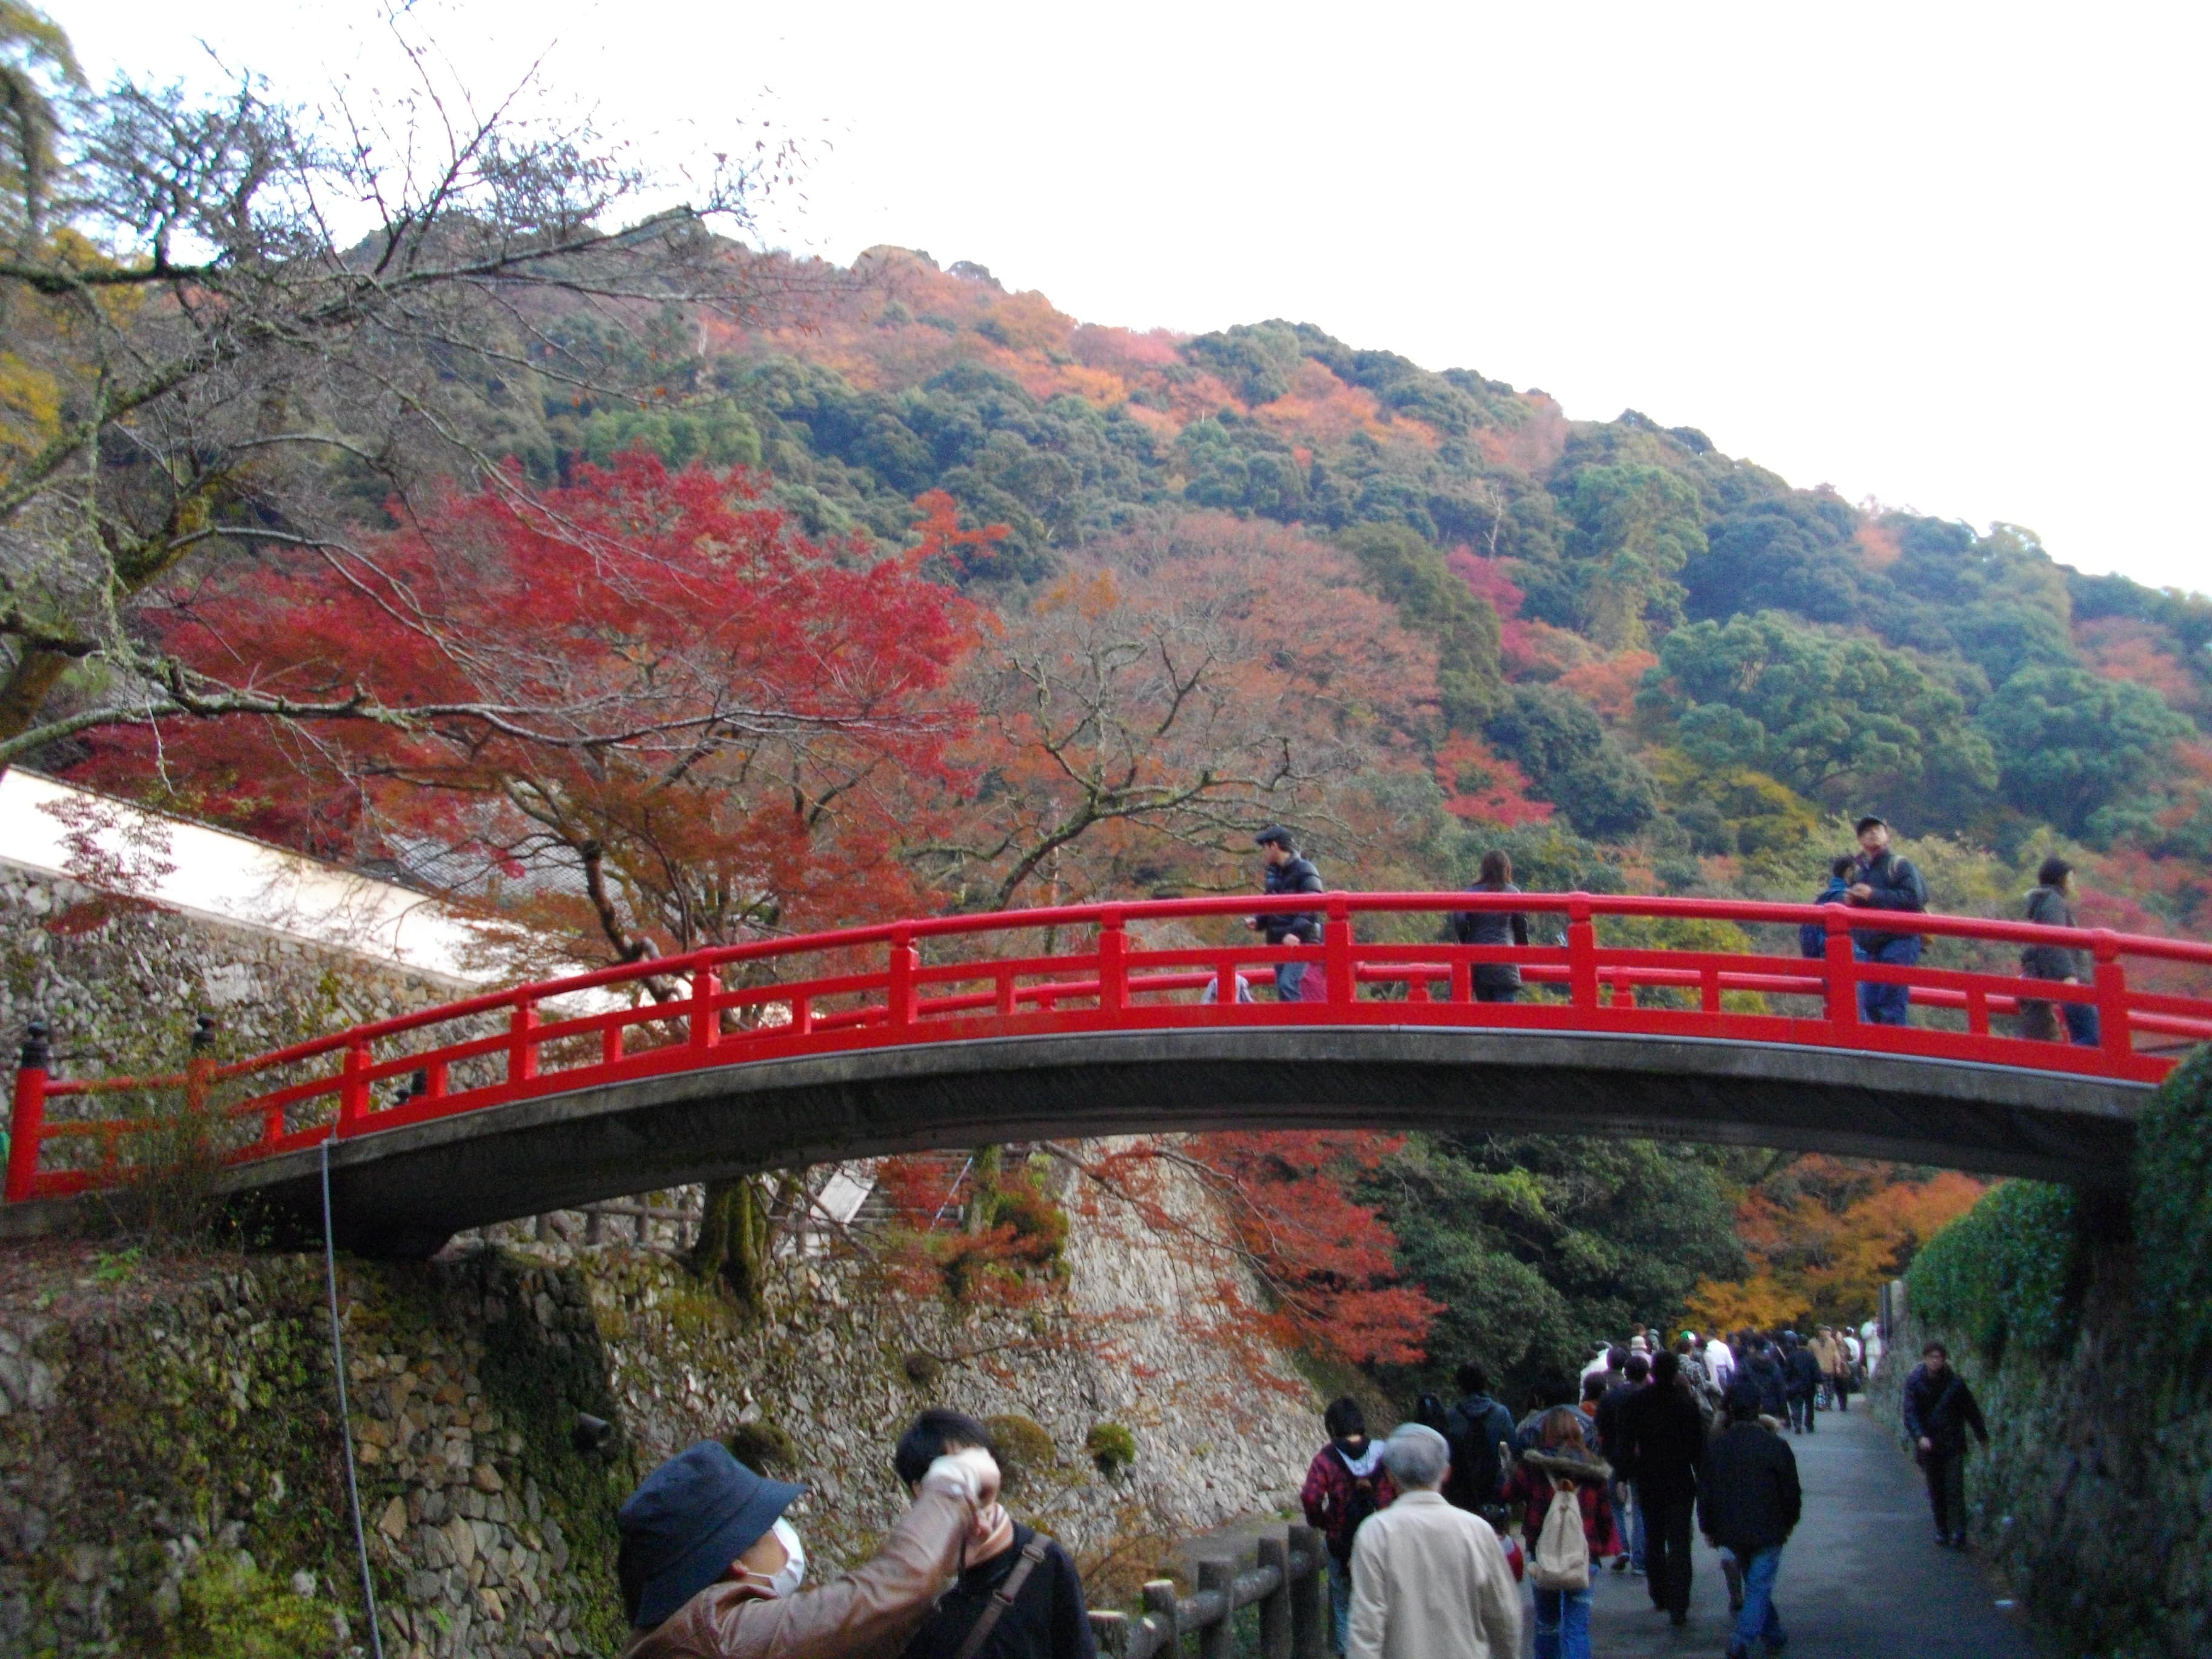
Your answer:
[2093,934,2131,1061]
[1287,1526,1326,1659]
[1143,1579,1180,1657]
[1324,899,1353,1008]
[1099,913,1129,1013]
[5,1021,50,1205]
[338,1040,372,1134]
[1088,1610,1130,1657]
[509,998,539,1085]
[1196,1559,1233,1659]
[1255,1536,1292,1659]
[691,965,722,1053]
[1566,895,1599,1011]
[1823,908,1858,1031]
[888,931,918,1031]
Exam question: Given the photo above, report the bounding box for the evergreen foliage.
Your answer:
[1906,1180,2082,1367]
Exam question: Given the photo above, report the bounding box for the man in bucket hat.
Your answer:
[618,1438,1000,1658]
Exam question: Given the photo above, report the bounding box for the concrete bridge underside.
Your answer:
[0,1027,2144,1255]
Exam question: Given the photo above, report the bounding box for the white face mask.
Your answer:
[737,1518,807,1599]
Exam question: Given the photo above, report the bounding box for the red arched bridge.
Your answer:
[7,892,2208,1255]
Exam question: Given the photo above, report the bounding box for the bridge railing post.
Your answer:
[1823,908,1858,1032]
[508,997,538,1086]
[691,965,722,1053]
[1566,894,1599,1011]
[2093,933,2131,1062]
[5,1019,50,1204]
[888,931,918,1030]
[1324,899,1353,1008]
[1099,911,1128,1013]
[338,1038,372,1134]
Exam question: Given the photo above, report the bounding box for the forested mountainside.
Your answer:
[537,247,2211,915]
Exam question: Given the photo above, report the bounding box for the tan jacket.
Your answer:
[1809,1336,1843,1378]
[1346,1491,1523,1659]
[623,1489,970,1659]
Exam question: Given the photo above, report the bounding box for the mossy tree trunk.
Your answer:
[689,1176,773,1317]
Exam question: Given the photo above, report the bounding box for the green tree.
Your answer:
[1976,665,2192,838]
[1485,684,1658,840]
[1557,464,1706,649]
[1335,522,1504,728]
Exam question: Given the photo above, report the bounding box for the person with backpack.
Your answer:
[1782,1333,1822,1434]
[1797,854,1856,959]
[1250,826,1326,1002]
[1346,1424,1523,1659]
[891,1412,1096,1659]
[1442,1363,1516,1517]
[1743,1338,1789,1422]
[1902,1342,1989,1550]
[1699,1379,1803,1659]
[1845,816,1929,1026]
[1301,1397,1397,1654]
[1615,1351,1708,1626]
[1503,1409,1620,1659]
[2019,856,2100,1046]
[1449,850,1530,1002]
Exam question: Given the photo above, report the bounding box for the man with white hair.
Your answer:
[1347,1424,1523,1659]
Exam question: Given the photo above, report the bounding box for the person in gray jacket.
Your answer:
[2019,857,2099,1046]
[1449,851,1530,1003]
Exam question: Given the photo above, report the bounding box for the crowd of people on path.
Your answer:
[594,1319,1978,1659]
[1245,817,2104,1044]
[1297,1316,1941,1659]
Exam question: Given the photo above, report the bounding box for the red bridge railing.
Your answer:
[8,891,2211,1204]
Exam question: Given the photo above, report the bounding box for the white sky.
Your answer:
[55,1,2212,595]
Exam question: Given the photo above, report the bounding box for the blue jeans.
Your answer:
[1729,1545,1787,1655]
[2063,1000,2100,1046]
[1533,1584,1593,1659]
[1329,1553,1351,1654]
[1855,935,1920,1025]
[1275,959,1309,1003]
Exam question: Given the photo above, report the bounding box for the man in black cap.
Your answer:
[617,1438,999,1658]
[1844,816,1928,1027]
[1250,826,1325,1002]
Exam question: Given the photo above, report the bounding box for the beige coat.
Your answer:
[1347,1490,1523,1659]
[623,1487,969,1659]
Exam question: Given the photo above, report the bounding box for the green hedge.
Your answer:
[1908,1179,2081,1366]
[2134,1045,2212,1379]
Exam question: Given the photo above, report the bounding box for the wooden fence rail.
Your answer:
[1089,1524,1329,1659]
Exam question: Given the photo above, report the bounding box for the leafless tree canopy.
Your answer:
[0,5,826,768]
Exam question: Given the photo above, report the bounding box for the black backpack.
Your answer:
[1444,1396,1506,1510]
[1338,1452,1382,1547]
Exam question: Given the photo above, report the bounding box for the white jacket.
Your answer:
[1347,1491,1523,1659]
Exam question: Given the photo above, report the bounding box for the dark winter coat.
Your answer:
[1783,1346,1823,1401]
[897,1524,1096,1659]
[1849,850,1928,954]
[1443,1392,1517,1509]
[1594,1380,1641,1463]
[1261,856,1325,946]
[1743,1350,1789,1418]
[2021,885,2091,981]
[1449,882,1530,991]
[1902,1363,1989,1458]
[1697,1422,1803,1557]
[1615,1379,1708,1501]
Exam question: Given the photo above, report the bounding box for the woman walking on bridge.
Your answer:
[1449,851,1530,1003]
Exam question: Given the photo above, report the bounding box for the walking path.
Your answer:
[1557,1402,2052,1657]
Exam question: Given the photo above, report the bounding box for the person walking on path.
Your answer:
[892,1412,1096,1659]
[1845,816,1928,1025]
[1250,826,1326,1002]
[1503,1409,1621,1659]
[1595,1351,1650,1578]
[1615,1350,1708,1626]
[1449,850,1530,1002]
[1902,1342,1989,1549]
[1302,1396,1398,1654]
[1347,1424,1523,1659]
[1704,1331,1737,1395]
[1698,1380,1803,1659]
[2019,856,2100,1046]
[1781,1334,1822,1434]
[616,1439,999,1659]
[1743,1337,1788,1423]
[1443,1363,1518,1516]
